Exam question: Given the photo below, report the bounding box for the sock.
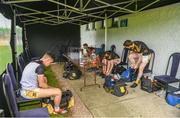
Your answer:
[54,106,60,112]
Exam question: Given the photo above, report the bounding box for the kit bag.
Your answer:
[166,91,180,109]
[112,64,126,75]
[103,76,128,97]
[63,61,82,80]
[46,90,74,109]
[121,67,137,82]
[112,79,128,97]
[141,76,161,93]
[69,69,82,80]
[103,76,116,93]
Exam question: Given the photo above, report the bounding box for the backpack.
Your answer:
[43,90,74,111]
[59,90,73,108]
[166,91,180,109]
[112,64,126,75]
[103,76,116,93]
[69,69,82,80]
[121,67,137,82]
[141,76,161,93]
[103,76,128,97]
[112,79,128,97]
[63,61,82,80]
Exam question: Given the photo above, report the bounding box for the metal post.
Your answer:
[10,7,17,80]
[104,13,107,51]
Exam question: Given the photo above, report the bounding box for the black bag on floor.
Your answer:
[59,90,73,108]
[112,79,128,97]
[141,76,161,93]
[112,64,126,75]
[69,69,82,80]
[121,67,137,82]
[42,90,73,110]
[64,61,74,71]
[103,76,116,93]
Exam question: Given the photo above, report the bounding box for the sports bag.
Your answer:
[103,76,116,93]
[69,69,82,80]
[112,79,128,97]
[46,90,74,109]
[141,76,161,93]
[112,64,126,75]
[121,67,137,82]
[166,91,180,109]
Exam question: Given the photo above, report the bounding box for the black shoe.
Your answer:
[130,83,138,88]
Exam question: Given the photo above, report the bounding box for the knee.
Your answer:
[128,54,133,60]
[55,88,62,96]
[138,66,145,72]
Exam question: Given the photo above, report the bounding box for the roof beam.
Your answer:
[2,0,44,4]
[68,9,104,19]
[84,0,133,12]
[83,0,91,10]
[67,0,79,17]
[95,0,135,13]
[17,9,66,16]
[13,4,88,23]
[137,0,160,12]
[47,0,80,11]
[107,1,135,18]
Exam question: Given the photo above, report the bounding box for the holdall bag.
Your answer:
[112,64,126,75]
[69,69,82,80]
[112,79,128,97]
[121,67,137,82]
[166,91,180,109]
[46,90,74,110]
[103,76,116,93]
[141,76,161,93]
[64,61,74,71]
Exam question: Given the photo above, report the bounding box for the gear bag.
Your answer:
[112,79,128,97]
[43,90,74,111]
[121,67,137,82]
[103,76,128,97]
[69,69,82,80]
[141,76,161,93]
[112,64,126,75]
[166,91,180,109]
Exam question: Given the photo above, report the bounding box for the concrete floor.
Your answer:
[51,64,180,117]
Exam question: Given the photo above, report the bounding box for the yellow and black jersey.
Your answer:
[130,41,151,55]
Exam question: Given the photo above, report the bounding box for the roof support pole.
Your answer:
[137,0,160,12]
[67,0,79,17]
[3,0,44,4]
[104,13,107,51]
[95,0,135,13]
[10,7,18,84]
[48,0,80,11]
[80,0,83,11]
[107,1,135,18]
[84,0,133,12]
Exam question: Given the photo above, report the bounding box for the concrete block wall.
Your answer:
[81,3,180,77]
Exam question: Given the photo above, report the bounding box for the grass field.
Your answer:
[0,45,12,74]
[0,45,23,74]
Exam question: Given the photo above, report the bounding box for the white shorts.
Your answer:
[20,88,40,99]
[142,54,151,63]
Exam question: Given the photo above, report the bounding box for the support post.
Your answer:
[104,13,107,51]
[10,7,17,79]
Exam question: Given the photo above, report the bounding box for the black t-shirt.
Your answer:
[131,41,151,55]
[34,60,45,75]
